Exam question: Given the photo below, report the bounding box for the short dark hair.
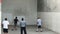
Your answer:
[16,17,17,18]
[21,18,24,21]
[5,18,7,20]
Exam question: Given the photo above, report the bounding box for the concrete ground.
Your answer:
[1,26,59,34]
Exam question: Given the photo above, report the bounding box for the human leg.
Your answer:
[24,27,27,34]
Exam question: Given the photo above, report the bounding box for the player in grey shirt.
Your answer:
[20,18,27,34]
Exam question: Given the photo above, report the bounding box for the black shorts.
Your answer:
[3,28,8,33]
[14,23,17,26]
[38,25,41,28]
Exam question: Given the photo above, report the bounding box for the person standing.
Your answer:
[20,18,27,34]
[2,18,9,34]
[36,17,42,32]
[14,17,19,30]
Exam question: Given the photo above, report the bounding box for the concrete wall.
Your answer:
[37,0,60,34]
[52,12,60,33]
[0,2,1,34]
[38,12,52,29]
[37,0,44,11]
[38,12,60,34]
[2,0,37,25]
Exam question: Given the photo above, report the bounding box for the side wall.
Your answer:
[37,0,60,34]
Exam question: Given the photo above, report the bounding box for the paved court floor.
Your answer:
[1,26,59,34]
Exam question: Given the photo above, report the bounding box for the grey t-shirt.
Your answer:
[20,21,26,27]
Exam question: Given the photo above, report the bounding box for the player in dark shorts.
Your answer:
[3,29,8,34]
[2,18,9,34]
[14,17,18,30]
[36,17,42,32]
[38,25,41,28]
[36,25,42,32]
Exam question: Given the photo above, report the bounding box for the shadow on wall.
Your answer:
[37,0,44,11]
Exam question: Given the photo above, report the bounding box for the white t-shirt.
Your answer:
[37,19,42,26]
[2,20,9,29]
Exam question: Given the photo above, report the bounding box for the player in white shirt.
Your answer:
[2,18,9,34]
[36,17,42,32]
